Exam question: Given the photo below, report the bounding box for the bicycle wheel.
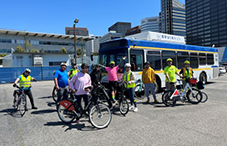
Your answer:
[89,103,112,129]
[186,88,202,104]
[18,95,26,116]
[52,86,58,103]
[134,85,145,100]
[162,90,176,107]
[13,91,20,110]
[119,97,129,116]
[57,100,76,124]
[201,92,208,103]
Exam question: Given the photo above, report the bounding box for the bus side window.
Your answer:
[130,50,144,71]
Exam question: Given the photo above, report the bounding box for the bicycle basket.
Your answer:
[189,78,197,84]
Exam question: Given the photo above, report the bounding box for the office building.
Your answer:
[85,35,101,56]
[108,22,131,36]
[186,0,227,47]
[141,17,159,32]
[125,26,141,36]
[100,31,123,43]
[159,0,186,37]
[65,27,89,36]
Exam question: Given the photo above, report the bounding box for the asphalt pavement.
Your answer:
[1,74,227,146]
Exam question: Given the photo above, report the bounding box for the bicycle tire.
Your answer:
[18,95,26,116]
[89,103,112,129]
[52,86,58,103]
[13,91,20,110]
[186,88,202,104]
[119,97,129,116]
[201,92,208,103]
[162,90,176,107]
[57,101,76,124]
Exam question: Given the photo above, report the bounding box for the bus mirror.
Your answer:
[90,54,93,61]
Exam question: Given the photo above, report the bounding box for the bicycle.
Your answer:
[134,80,145,100]
[52,86,74,103]
[57,92,112,129]
[13,85,29,116]
[162,78,203,107]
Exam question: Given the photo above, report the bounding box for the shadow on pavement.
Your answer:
[44,121,97,131]
[0,108,23,118]
[37,96,52,99]
[31,109,56,115]
[46,101,56,107]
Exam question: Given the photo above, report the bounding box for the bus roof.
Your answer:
[100,38,218,54]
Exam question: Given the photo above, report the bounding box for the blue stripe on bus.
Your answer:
[211,65,219,68]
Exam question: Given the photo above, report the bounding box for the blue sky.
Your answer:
[1,0,185,36]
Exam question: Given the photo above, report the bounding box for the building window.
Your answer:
[207,54,214,65]
[199,53,206,65]
[147,51,161,70]
[190,53,198,68]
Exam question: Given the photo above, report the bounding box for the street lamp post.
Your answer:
[74,19,79,64]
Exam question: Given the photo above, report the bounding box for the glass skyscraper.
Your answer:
[159,0,186,37]
[186,0,227,47]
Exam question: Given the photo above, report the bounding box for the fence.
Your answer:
[0,66,70,83]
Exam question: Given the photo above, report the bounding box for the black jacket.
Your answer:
[90,69,102,85]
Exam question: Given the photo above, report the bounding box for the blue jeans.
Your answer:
[144,83,157,100]
[126,87,137,107]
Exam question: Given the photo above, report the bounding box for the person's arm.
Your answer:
[151,69,156,82]
[175,67,182,78]
[68,70,72,76]
[84,75,92,92]
[142,71,145,84]
[54,71,60,90]
[129,72,136,84]
[14,78,20,85]
[164,68,171,83]
[117,56,127,68]
[191,69,194,78]
[179,69,183,75]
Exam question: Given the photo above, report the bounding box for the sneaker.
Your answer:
[154,99,159,104]
[129,105,134,111]
[133,107,138,112]
[145,99,150,104]
[112,100,118,106]
[32,106,38,109]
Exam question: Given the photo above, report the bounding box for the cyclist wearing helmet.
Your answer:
[142,62,158,104]
[70,63,91,122]
[68,63,79,79]
[179,60,194,86]
[164,58,182,91]
[123,63,138,112]
[105,56,126,103]
[13,68,37,110]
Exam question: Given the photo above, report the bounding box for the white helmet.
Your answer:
[24,68,31,73]
[125,63,131,68]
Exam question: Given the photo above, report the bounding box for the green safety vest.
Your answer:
[19,75,31,88]
[70,69,79,78]
[123,71,135,88]
[183,67,193,80]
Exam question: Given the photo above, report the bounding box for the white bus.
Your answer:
[99,38,219,92]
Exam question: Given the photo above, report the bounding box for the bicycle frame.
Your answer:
[170,81,193,99]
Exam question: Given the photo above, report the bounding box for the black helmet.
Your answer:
[81,63,89,69]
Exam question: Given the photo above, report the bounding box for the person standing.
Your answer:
[123,63,138,112]
[105,56,126,103]
[68,63,79,79]
[142,62,158,104]
[70,63,91,122]
[90,64,102,86]
[54,62,70,102]
[164,58,182,91]
[13,68,38,110]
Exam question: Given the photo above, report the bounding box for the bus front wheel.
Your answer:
[199,73,207,84]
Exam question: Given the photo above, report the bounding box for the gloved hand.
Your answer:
[13,83,16,87]
[33,78,37,82]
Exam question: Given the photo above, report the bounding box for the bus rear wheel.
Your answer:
[155,78,161,93]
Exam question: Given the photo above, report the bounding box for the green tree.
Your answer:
[16,46,24,52]
[92,52,99,56]
[0,53,7,57]
[60,47,68,53]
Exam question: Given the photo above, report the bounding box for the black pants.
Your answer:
[57,87,68,102]
[18,90,35,107]
[75,94,89,111]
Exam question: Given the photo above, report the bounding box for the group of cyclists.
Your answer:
[13,55,196,116]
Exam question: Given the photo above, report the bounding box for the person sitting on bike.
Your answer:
[123,63,138,112]
[70,63,91,122]
[13,68,38,110]
[54,62,70,102]
[142,62,158,104]
[179,60,194,86]
[105,56,126,103]
[164,58,182,91]
[68,63,79,79]
[90,64,102,86]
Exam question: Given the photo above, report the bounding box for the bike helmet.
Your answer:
[184,60,190,64]
[125,63,131,68]
[166,58,173,62]
[24,68,31,73]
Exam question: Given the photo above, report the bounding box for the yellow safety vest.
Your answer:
[123,71,135,88]
[70,69,79,78]
[19,75,31,88]
[183,67,193,79]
